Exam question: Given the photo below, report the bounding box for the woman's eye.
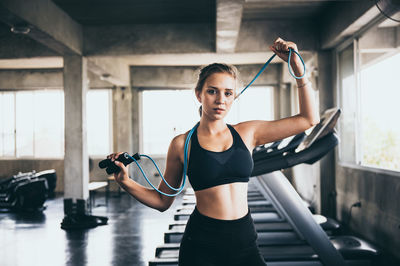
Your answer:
[225,92,233,97]
[207,89,216,94]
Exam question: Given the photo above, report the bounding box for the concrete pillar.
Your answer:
[131,87,141,182]
[131,87,141,152]
[113,87,133,152]
[216,0,244,53]
[279,83,291,119]
[274,63,283,120]
[63,55,89,200]
[112,86,134,176]
[275,63,291,120]
[318,50,337,218]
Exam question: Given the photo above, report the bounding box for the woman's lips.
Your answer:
[214,108,225,114]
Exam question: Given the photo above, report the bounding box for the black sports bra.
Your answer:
[187,124,254,191]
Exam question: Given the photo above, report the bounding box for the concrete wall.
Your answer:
[335,165,400,260]
[0,68,113,89]
[237,19,318,52]
[84,24,214,56]
[130,64,280,88]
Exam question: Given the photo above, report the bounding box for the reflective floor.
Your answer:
[0,192,182,266]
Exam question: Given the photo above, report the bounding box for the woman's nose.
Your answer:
[215,92,225,103]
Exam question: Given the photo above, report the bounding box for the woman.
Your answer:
[109,37,319,266]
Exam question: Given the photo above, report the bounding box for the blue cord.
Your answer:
[236,48,305,99]
[125,123,199,197]
[127,48,306,196]
[287,49,306,80]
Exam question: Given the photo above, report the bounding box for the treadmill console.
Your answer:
[295,108,341,153]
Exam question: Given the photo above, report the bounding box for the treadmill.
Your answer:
[149,108,379,266]
[152,174,378,266]
[164,188,339,245]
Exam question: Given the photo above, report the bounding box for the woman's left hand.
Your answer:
[270,37,303,76]
[269,37,298,62]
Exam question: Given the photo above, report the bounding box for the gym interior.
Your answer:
[0,1,399,266]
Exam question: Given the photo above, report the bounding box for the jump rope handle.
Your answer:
[98,152,140,175]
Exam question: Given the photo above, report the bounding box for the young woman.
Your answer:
[108,37,320,266]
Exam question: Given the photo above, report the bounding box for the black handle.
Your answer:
[98,153,140,174]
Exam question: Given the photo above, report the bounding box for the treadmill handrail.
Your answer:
[256,171,347,266]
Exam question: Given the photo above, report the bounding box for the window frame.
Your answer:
[335,18,400,176]
[0,88,113,159]
[0,90,16,159]
[0,89,65,159]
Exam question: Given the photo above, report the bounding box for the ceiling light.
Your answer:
[10,25,31,34]
[100,73,111,80]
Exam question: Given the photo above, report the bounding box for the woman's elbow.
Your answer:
[307,111,320,127]
[156,197,174,212]
[310,116,320,127]
[300,115,320,130]
[157,205,170,212]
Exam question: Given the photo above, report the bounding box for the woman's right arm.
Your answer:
[111,134,186,212]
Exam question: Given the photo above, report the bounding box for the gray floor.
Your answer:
[0,192,182,266]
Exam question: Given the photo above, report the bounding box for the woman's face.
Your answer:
[196,72,236,120]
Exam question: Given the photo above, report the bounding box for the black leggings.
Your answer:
[178,207,266,266]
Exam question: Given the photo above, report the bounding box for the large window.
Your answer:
[0,92,15,157]
[141,86,274,155]
[0,89,111,158]
[337,20,400,172]
[0,90,64,158]
[142,90,199,154]
[226,86,274,124]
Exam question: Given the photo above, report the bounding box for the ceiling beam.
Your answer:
[216,0,244,53]
[0,0,83,55]
[0,0,127,86]
[320,1,380,49]
[0,68,113,90]
[87,59,127,86]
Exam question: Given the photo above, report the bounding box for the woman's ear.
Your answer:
[195,90,202,103]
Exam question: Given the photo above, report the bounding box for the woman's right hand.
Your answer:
[107,152,130,184]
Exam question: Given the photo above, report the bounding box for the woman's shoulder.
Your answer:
[231,120,273,146]
[232,120,269,133]
[169,130,191,150]
[167,131,192,163]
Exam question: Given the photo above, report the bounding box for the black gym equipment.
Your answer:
[150,175,378,266]
[165,194,340,244]
[0,169,57,211]
[251,108,341,176]
[60,198,108,230]
[36,169,57,198]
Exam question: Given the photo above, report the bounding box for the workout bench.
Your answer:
[88,181,108,212]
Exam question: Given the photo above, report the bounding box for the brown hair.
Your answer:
[195,63,238,116]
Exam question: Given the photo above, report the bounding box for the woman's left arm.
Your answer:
[237,38,320,149]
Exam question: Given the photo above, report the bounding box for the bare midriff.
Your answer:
[195,182,249,220]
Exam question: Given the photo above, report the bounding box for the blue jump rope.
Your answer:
[99,48,306,196]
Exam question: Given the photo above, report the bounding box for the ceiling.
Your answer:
[52,0,216,25]
[0,0,384,86]
[50,0,336,25]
